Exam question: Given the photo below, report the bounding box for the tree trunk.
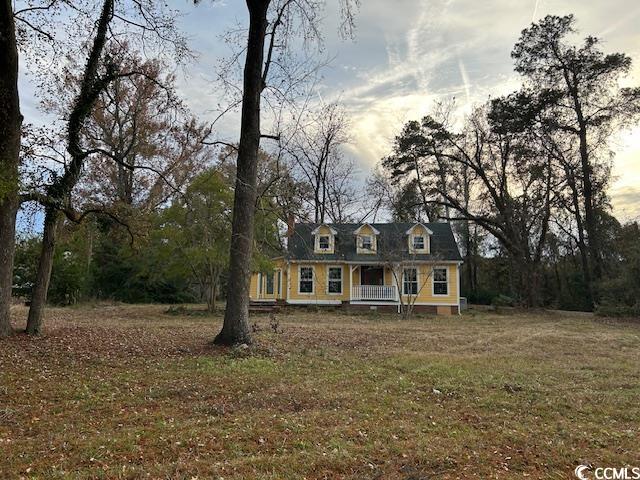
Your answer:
[214,0,270,345]
[0,1,22,337]
[25,209,62,335]
[577,126,601,280]
[24,0,113,335]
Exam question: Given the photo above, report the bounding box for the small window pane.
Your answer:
[434,268,447,282]
[319,235,330,249]
[361,235,372,249]
[413,236,425,249]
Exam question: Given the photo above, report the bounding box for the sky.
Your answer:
[19,0,640,222]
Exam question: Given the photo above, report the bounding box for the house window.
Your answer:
[328,266,342,294]
[299,266,314,293]
[403,268,418,295]
[433,267,448,295]
[318,235,330,250]
[413,236,425,250]
[360,235,372,250]
[265,272,274,295]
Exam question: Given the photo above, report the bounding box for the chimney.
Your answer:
[286,213,295,238]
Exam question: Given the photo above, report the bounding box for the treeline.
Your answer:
[374,15,640,313]
[14,165,281,310]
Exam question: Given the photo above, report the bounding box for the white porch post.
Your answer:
[349,264,356,303]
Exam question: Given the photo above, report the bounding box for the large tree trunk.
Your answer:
[214,0,270,345]
[24,0,113,335]
[25,209,62,335]
[0,1,22,337]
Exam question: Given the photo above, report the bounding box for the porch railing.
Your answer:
[351,285,398,301]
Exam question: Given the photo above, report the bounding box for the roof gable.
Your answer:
[353,223,380,235]
[405,223,434,235]
[311,224,337,235]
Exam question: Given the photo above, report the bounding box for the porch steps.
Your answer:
[249,300,280,314]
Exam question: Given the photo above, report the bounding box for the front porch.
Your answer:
[349,265,399,302]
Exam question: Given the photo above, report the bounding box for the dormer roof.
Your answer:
[405,223,434,235]
[311,224,337,235]
[353,223,380,235]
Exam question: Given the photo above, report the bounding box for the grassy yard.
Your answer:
[1,305,639,479]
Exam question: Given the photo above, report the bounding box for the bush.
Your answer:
[492,294,516,307]
[595,304,640,318]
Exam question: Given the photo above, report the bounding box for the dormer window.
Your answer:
[318,235,330,250]
[354,223,380,254]
[312,224,337,254]
[406,223,433,253]
[360,235,373,250]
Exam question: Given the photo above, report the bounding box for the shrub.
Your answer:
[492,294,516,307]
[595,304,640,318]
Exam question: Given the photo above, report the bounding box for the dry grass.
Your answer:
[1,304,639,479]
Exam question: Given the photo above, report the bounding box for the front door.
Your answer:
[361,266,384,285]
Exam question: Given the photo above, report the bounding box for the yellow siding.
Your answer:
[288,262,349,302]
[251,259,460,307]
[400,264,458,304]
[249,258,287,301]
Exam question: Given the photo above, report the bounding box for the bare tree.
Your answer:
[382,103,558,307]
[285,101,352,223]
[22,0,190,334]
[197,0,359,345]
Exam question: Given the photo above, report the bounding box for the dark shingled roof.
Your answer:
[287,222,462,262]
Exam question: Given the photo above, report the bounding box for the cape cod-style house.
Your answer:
[250,222,463,315]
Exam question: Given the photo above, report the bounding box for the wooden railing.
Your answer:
[351,285,398,301]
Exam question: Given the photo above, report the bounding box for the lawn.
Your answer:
[1,305,639,479]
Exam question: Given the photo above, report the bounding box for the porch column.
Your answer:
[349,265,357,302]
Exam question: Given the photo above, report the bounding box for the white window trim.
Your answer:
[298,264,315,295]
[276,269,282,296]
[257,272,262,298]
[408,233,430,254]
[326,265,343,295]
[432,266,449,297]
[402,267,419,296]
[359,234,373,250]
[314,232,334,253]
[318,235,330,250]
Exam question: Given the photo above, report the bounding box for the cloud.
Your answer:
[610,186,640,221]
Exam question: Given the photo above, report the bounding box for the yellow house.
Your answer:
[250,222,463,315]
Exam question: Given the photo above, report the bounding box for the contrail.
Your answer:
[531,0,541,22]
[458,59,471,106]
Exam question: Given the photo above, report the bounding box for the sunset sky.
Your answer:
[19,0,640,221]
